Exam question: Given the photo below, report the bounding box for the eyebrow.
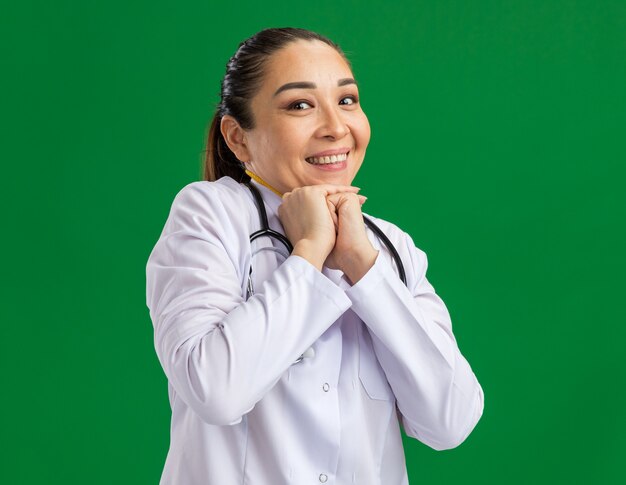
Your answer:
[273,78,357,97]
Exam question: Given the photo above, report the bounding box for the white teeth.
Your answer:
[306,152,348,165]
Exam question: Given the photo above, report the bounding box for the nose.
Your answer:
[316,104,350,140]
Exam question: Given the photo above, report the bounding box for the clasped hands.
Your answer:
[277,184,379,284]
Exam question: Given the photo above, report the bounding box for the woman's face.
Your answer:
[240,40,371,194]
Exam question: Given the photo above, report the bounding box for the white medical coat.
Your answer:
[145,176,484,485]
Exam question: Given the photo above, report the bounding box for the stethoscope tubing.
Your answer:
[362,215,407,286]
[244,181,407,293]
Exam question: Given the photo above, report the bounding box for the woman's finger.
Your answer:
[327,192,366,209]
[301,184,361,196]
[326,198,339,231]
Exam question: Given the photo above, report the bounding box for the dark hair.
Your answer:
[202,27,349,182]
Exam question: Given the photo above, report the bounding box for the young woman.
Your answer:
[146,27,484,485]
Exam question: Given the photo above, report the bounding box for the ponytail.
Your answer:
[203,112,249,182]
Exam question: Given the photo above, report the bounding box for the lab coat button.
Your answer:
[322,383,330,392]
[319,473,328,483]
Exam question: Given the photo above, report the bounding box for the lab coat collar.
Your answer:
[248,178,283,215]
[246,178,357,289]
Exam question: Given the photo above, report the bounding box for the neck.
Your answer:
[245,169,283,197]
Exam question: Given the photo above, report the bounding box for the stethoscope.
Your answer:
[244,181,407,299]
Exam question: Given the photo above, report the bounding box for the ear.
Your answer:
[220,115,251,163]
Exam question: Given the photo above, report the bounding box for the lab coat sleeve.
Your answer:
[146,183,352,426]
[343,231,484,451]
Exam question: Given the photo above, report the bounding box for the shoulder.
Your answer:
[361,212,402,238]
[362,212,426,256]
[362,212,428,288]
[148,178,254,290]
[163,177,254,242]
[172,177,250,213]
[166,177,253,227]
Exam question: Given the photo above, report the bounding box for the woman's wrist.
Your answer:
[341,247,379,285]
[292,239,330,272]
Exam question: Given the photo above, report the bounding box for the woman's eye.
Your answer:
[339,95,358,106]
[289,101,313,110]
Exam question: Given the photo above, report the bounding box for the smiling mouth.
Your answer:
[305,152,349,165]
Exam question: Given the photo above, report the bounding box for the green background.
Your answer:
[2,0,625,483]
